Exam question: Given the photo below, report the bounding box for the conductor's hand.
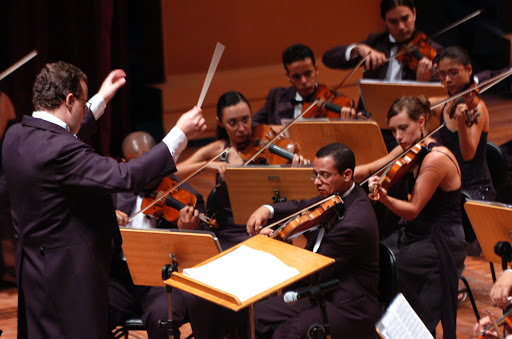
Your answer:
[246,206,272,236]
[490,270,512,309]
[98,69,127,104]
[176,106,207,139]
[116,210,129,226]
[177,206,200,230]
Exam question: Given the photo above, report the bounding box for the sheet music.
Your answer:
[183,244,299,302]
[376,293,434,339]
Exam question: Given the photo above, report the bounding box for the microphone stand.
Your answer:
[308,293,331,339]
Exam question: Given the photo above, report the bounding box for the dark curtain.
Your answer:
[0,0,164,157]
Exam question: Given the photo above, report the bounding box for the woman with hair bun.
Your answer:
[354,96,465,339]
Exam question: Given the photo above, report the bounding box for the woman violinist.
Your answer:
[354,96,465,338]
[431,45,495,202]
[175,91,308,250]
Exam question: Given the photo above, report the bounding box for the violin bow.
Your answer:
[386,9,482,63]
[359,66,512,186]
[261,194,340,231]
[331,51,371,94]
[241,100,319,166]
[129,42,226,221]
[0,50,38,81]
[197,42,225,108]
[129,147,230,222]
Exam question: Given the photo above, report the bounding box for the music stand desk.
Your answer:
[358,79,446,129]
[464,200,512,264]
[286,120,388,165]
[121,228,222,287]
[166,234,335,312]
[224,166,318,224]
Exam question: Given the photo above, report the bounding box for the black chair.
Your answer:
[112,315,146,339]
[486,140,508,194]
[378,243,398,311]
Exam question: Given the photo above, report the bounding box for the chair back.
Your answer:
[486,141,508,193]
[379,243,398,310]
[461,190,476,243]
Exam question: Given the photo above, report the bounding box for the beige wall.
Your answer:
[161,0,385,75]
[158,1,386,138]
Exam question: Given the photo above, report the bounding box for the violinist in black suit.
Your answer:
[247,143,380,339]
[323,0,436,82]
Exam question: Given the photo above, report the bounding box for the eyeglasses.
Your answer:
[74,96,91,111]
[436,67,468,80]
[310,171,339,181]
[225,116,250,128]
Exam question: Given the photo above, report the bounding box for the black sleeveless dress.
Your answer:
[382,143,466,339]
[437,110,496,201]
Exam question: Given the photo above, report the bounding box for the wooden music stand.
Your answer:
[358,79,446,130]
[223,167,318,224]
[464,200,512,264]
[166,235,335,337]
[286,120,388,164]
[121,228,222,286]
[121,228,222,339]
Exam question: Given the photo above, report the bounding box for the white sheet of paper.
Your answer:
[376,293,434,339]
[183,244,299,302]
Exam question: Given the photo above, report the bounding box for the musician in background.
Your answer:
[252,43,356,134]
[431,46,494,201]
[323,0,435,82]
[355,96,465,338]
[110,131,205,339]
[176,91,307,251]
[246,143,380,339]
[430,46,494,257]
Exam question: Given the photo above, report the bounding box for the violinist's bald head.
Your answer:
[122,131,156,161]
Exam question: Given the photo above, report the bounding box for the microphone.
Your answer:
[283,279,340,304]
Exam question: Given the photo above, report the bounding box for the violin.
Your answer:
[447,85,481,127]
[302,84,355,119]
[238,124,300,165]
[141,177,218,228]
[268,195,344,242]
[369,142,427,201]
[395,32,437,72]
[478,308,512,338]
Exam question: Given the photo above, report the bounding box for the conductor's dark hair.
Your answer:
[380,0,415,19]
[282,44,316,72]
[33,61,87,111]
[316,143,356,173]
[216,91,251,140]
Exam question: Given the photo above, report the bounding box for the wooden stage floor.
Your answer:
[0,91,511,338]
